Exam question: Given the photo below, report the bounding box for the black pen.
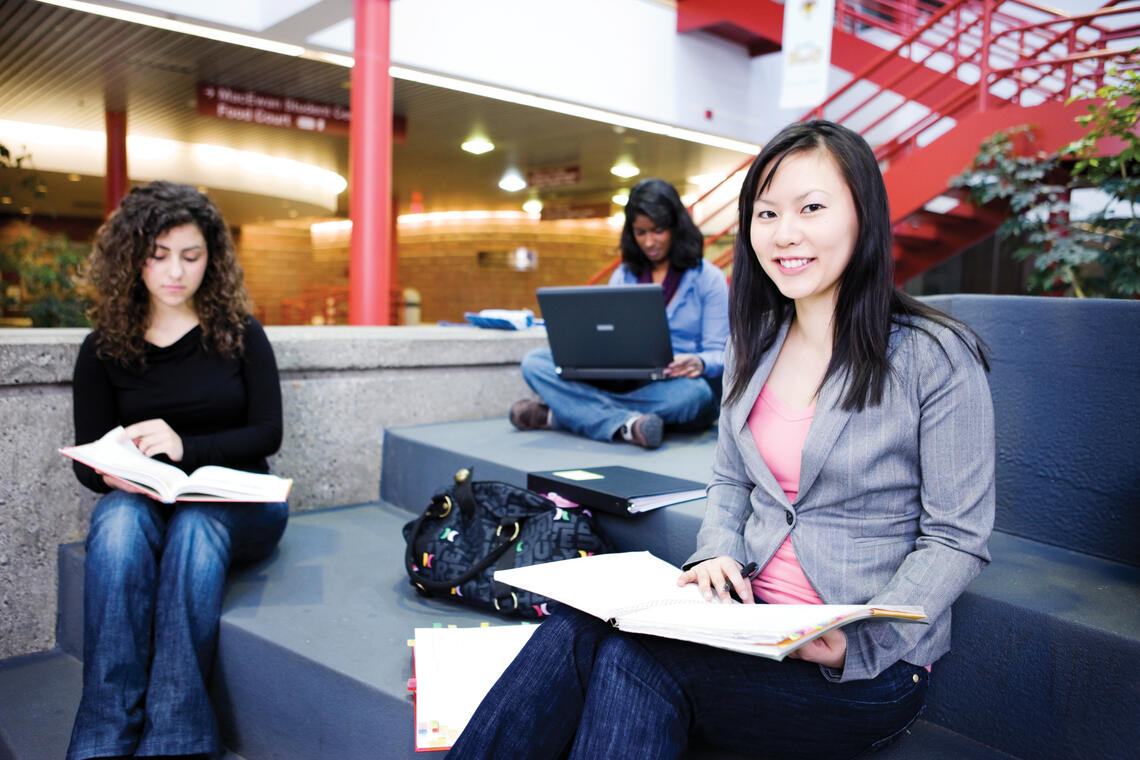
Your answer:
[724,561,760,602]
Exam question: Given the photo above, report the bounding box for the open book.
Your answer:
[61,426,292,504]
[495,551,927,660]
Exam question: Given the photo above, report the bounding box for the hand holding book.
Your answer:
[61,426,292,504]
[494,552,926,661]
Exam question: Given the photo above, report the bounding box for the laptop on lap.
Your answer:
[536,284,673,381]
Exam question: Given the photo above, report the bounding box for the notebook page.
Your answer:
[494,551,702,620]
[413,625,537,750]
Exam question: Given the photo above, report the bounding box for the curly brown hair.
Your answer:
[87,181,249,367]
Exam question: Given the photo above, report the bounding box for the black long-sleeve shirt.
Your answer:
[71,317,283,493]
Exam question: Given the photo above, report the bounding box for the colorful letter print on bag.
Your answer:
[402,467,612,619]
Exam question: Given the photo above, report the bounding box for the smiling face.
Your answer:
[142,222,208,315]
[749,148,859,310]
[631,214,673,267]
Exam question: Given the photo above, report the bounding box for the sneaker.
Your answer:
[620,413,664,449]
[509,399,551,431]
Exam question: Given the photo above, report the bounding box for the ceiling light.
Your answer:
[522,199,543,215]
[498,170,526,193]
[612,192,629,206]
[32,0,305,56]
[610,162,640,179]
[461,137,495,155]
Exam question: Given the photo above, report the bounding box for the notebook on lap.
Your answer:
[537,284,673,381]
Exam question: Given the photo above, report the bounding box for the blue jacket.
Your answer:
[609,261,729,379]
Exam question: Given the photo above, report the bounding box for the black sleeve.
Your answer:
[179,318,284,471]
[71,333,115,493]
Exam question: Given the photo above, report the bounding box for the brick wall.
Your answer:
[238,217,621,325]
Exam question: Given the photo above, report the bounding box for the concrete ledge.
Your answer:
[0,325,546,659]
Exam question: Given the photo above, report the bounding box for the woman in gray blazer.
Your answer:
[451,120,995,760]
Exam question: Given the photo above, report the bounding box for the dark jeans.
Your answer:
[66,490,289,760]
[449,606,928,760]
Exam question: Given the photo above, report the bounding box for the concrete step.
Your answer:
[380,418,719,567]
[50,501,1015,760]
[381,417,1140,760]
[0,650,80,760]
[0,649,244,760]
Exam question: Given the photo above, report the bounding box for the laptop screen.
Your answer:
[536,284,673,381]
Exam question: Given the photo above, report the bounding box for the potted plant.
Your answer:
[952,69,1140,298]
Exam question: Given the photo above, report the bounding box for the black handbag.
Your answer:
[402,467,612,619]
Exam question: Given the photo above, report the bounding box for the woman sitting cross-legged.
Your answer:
[510,178,729,449]
[451,120,995,760]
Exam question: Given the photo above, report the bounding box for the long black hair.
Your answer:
[619,178,704,277]
[725,120,987,409]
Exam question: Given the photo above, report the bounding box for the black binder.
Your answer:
[527,466,706,515]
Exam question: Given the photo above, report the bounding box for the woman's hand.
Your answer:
[787,628,847,669]
[121,419,184,462]
[665,353,704,379]
[677,556,755,603]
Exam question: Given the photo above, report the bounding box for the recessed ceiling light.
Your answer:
[461,137,494,155]
[498,170,526,193]
[612,192,629,206]
[522,199,543,215]
[610,161,640,179]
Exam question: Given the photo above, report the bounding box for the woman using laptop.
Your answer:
[452,120,994,758]
[510,178,729,449]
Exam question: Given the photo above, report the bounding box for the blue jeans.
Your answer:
[449,606,928,760]
[66,490,289,760]
[520,348,718,442]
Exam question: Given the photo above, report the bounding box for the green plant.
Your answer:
[1063,67,1140,296]
[951,68,1140,298]
[0,227,91,327]
[0,141,47,208]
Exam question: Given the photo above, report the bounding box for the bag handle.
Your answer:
[404,494,526,594]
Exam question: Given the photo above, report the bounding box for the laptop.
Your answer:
[536,284,673,381]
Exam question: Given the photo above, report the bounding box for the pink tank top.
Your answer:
[746,385,823,605]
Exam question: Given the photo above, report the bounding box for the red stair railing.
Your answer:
[586,1,1139,284]
[693,0,1139,276]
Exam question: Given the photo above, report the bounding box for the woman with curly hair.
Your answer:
[66,181,288,760]
[510,178,729,448]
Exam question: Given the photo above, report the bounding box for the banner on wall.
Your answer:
[779,0,837,110]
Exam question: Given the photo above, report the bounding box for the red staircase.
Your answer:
[672,0,1140,284]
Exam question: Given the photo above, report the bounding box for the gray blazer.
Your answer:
[687,317,995,682]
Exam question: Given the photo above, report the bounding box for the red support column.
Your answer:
[104,110,128,216]
[349,0,393,325]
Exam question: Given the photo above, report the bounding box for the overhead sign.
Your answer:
[527,166,581,189]
[779,0,836,109]
[541,202,611,221]
[197,83,351,136]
